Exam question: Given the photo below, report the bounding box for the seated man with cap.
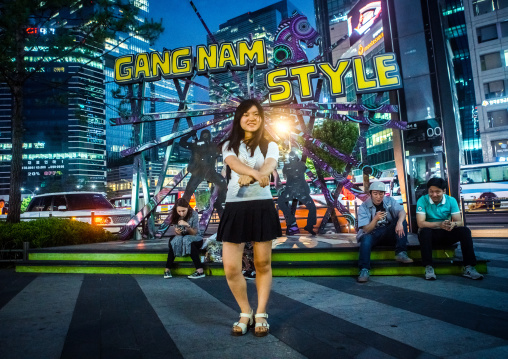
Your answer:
[356,181,413,283]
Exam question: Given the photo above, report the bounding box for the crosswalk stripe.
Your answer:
[370,276,508,311]
[191,277,430,359]
[475,243,508,250]
[475,250,508,261]
[444,344,508,359]
[61,274,182,359]
[0,274,83,359]
[135,275,307,359]
[485,266,508,278]
[270,277,506,358]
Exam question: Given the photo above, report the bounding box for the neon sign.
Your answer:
[347,0,383,46]
[482,97,508,106]
[114,39,403,105]
[26,27,56,35]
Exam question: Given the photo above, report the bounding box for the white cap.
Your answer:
[369,181,385,192]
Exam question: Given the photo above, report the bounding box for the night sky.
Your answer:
[147,0,319,103]
[148,0,317,51]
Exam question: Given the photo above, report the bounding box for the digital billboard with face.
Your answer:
[347,1,383,46]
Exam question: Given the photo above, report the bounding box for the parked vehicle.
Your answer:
[21,192,131,233]
[460,162,508,199]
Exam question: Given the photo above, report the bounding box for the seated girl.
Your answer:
[164,198,205,279]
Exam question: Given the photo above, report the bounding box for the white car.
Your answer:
[21,192,131,233]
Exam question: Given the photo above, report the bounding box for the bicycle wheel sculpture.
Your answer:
[113,2,406,240]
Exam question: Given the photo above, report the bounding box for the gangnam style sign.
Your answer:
[113,38,403,104]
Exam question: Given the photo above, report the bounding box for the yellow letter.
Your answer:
[374,53,402,88]
[114,55,133,83]
[172,47,193,76]
[352,56,377,92]
[266,68,293,104]
[290,64,317,100]
[218,43,238,69]
[318,60,350,96]
[237,39,267,69]
[134,53,150,80]
[197,45,218,73]
[151,51,171,79]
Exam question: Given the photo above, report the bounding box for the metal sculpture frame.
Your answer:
[112,1,407,240]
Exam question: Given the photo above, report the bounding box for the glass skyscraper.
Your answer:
[207,0,296,103]
[0,3,107,197]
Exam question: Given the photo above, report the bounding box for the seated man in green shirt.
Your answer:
[416,177,483,281]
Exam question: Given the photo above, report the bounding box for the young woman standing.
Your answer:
[218,99,281,337]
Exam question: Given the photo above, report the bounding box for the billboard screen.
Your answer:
[347,1,383,46]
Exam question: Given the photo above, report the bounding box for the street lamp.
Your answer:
[21,187,39,196]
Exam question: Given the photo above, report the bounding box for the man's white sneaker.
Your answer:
[425,265,436,280]
[395,251,414,263]
[357,268,370,283]
[463,265,484,280]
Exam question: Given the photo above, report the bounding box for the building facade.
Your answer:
[463,0,508,162]
[0,4,108,199]
[104,0,195,196]
[208,0,296,103]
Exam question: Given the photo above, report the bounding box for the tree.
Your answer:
[20,196,31,213]
[303,119,359,177]
[0,0,163,223]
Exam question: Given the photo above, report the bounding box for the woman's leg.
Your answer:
[253,241,273,321]
[165,240,176,271]
[190,240,204,273]
[222,242,251,324]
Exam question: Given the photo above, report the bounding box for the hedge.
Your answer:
[0,218,116,250]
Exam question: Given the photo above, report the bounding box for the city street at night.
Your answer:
[1,0,508,358]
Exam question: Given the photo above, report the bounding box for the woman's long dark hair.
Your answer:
[170,198,193,224]
[221,99,269,156]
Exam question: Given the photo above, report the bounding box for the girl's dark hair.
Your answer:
[427,177,447,190]
[221,99,269,156]
[170,197,193,224]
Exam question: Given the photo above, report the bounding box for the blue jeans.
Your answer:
[358,220,408,270]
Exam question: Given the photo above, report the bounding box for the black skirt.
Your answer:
[217,199,282,243]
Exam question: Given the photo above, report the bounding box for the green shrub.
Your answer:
[0,218,116,250]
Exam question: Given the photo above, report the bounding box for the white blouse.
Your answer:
[222,141,279,202]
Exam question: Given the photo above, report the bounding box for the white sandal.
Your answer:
[231,309,253,336]
[254,313,270,337]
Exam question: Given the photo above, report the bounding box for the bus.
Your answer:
[460,162,508,199]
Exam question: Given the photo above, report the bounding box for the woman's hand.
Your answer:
[258,175,270,188]
[251,171,270,188]
[178,220,189,227]
[175,227,182,235]
[238,174,254,187]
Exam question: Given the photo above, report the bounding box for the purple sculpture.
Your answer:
[273,11,321,66]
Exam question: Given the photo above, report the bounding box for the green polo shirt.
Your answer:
[416,194,460,222]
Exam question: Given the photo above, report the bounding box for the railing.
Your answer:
[0,242,29,263]
[461,197,508,226]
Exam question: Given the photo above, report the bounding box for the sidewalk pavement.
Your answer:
[1,236,507,359]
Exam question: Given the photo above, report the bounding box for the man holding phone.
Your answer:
[356,181,413,283]
[416,177,483,280]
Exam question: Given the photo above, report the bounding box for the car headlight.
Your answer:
[94,216,112,225]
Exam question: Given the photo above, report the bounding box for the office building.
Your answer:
[463,0,508,162]
[207,0,297,103]
[0,4,107,198]
[104,1,195,196]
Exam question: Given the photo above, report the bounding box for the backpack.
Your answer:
[225,141,269,184]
